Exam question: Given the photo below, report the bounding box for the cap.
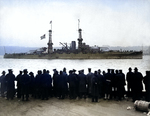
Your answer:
[53,69,56,71]
[8,69,13,72]
[134,67,138,70]
[29,72,33,75]
[23,69,27,71]
[2,71,5,74]
[129,67,132,70]
[73,69,76,72]
[69,70,73,73]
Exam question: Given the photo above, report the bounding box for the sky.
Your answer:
[0,0,150,48]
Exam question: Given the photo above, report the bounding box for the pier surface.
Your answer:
[0,97,145,116]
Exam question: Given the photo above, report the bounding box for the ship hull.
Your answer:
[4,51,143,59]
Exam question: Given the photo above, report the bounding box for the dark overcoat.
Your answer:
[78,73,87,93]
[91,74,99,96]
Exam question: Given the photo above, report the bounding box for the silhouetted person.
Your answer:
[46,70,52,97]
[97,69,105,98]
[41,69,51,100]
[0,71,6,97]
[35,70,42,99]
[126,67,134,97]
[132,67,143,102]
[68,70,77,99]
[58,71,67,99]
[63,67,68,96]
[111,69,117,99]
[15,71,22,98]
[20,69,31,101]
[5,69,15,100]
[91,71,99,102]
[29,72,35,97]
[86,68,94,97]
[53,69,59,97]
[143,71,150,102]
[117,70,126,101]
[78,70,87,99]
[73,69,79,98]
[104,69,112,100]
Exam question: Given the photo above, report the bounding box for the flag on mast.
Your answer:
[40,34,46,40]
[50,20,52,24]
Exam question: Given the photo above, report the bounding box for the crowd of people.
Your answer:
[0,67,150,102]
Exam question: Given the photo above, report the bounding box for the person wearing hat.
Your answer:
[143,71,150,102]
[91,71,99,102]
[0,71,6,97]
[15,71,23,98]
[52,69,59,97]
[78,69,87,99]
[57,71,67,99]
[20,69,31,101]
[132,67,143,102]
[40,69,52,100]
[5,69,15,100]
[117,70,126,101]
[34,70,42,98]
[104,69,112,100]
[97,69,105,99]
[68,70,77,99]
[126,67,134,98]
[72,69,79,98]
[62,67,68,97]
[29,72,35,98]
[110,69,117,99]
[86,68,94,97]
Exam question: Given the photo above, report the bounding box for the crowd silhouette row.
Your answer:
[0,67,150,102]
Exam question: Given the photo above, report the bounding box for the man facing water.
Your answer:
[5,69,15,100]
[86,68,94,97]
[126,67,134,98]
[20,69,30,101]
[143,71,150,102]
[0,71,6,97]
[132,67,143,102]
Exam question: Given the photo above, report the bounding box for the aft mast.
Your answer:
[48,21,53,54]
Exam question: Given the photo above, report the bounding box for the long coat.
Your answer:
[41,73,52,88]
[143,72,150,101]
[126,71,134,89]
[133,72,143,91]
[91,74,99,96]
[0,75,6,94]
[104,72,112,94]
[5,73,15,90]
[86,72,94,94]
[20,74,31,94]
[78,73,87,93]
[68,73,77,88]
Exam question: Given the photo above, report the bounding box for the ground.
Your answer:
[0,97,146,116]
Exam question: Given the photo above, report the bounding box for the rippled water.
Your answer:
[0,55,150,76]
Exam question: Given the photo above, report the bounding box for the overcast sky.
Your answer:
[0,0,150,48]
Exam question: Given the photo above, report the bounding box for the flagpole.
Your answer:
[78,19,80,30]
[50,20,52,31]
[51,22,52,30]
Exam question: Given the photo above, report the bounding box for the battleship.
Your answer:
[4,20,143,59]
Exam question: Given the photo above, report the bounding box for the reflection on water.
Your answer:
[0,55,150,76]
